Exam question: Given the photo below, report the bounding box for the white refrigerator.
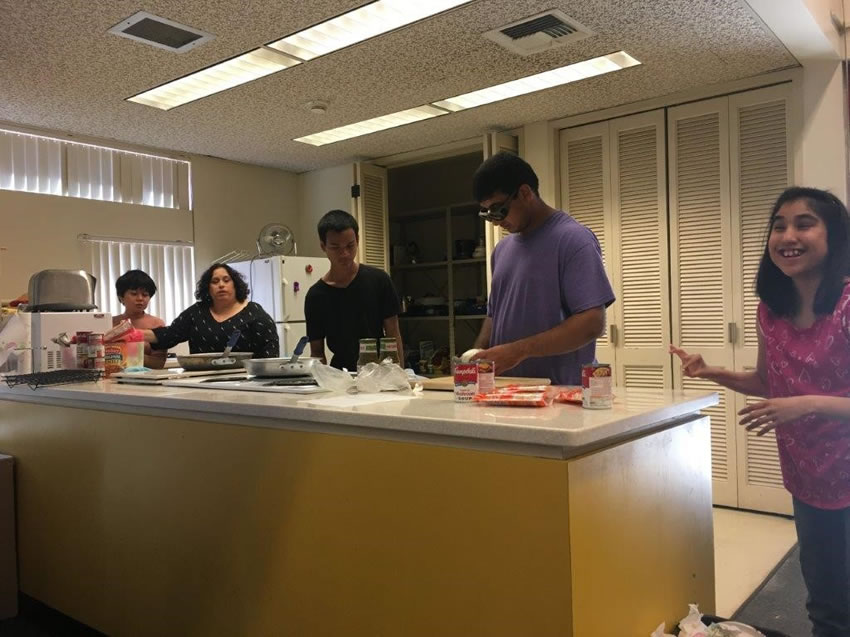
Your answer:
[230,255,326,357]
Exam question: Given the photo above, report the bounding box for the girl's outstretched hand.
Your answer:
[669,345,709,378]
[738,397,815,436]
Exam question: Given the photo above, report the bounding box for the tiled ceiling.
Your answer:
[0,0,796,173]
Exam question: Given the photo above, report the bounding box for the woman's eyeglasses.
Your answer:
[478,189,518,222]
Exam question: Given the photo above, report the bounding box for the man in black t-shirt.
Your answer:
[305,209,403,371]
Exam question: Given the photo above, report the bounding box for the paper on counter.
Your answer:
[304,393,415,408]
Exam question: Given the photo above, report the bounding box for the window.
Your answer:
[80,236,195,324]
[0,128,191,210]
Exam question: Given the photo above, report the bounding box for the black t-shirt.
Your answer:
[151,301,279,358]
[305,265,400,371]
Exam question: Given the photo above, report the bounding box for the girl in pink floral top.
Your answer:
[672,187,850,637]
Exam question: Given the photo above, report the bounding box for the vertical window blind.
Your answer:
[0,128,191,210]
[80,237,196,325]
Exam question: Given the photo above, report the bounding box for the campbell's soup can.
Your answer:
[582,363,613,409]
[476,359,495,395]
[75,331,91,369]
[454,362,478,402]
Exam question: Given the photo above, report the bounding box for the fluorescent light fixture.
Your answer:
[269,0,473,61]
[294,105,449,146]
[433,51,640,112]
[294,51,640,146]
[127,47,301,110]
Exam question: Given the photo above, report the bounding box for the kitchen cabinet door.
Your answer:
[668,97,739,508]
[559,122,617,374]
[353,162,389,272]
[609,110,671,390]
[729,85,793,515]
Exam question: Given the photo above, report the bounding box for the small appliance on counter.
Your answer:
[26,270,97,311]
[30,312,111,372]
[23,269,111,372]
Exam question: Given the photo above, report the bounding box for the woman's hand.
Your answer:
[738,396,816,436]
[669,345,709,378]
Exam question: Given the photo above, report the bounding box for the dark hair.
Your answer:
[116,269,157,297]
[472,152,540,202]
[756,186,850,316]
[195,263,249,305]
[318,209,359,243]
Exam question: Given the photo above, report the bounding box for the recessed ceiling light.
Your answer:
[127,47,301,110]
[294,105,449,146]
[269,0,474,61]
[433,51,640,112]
[294,51,641,146]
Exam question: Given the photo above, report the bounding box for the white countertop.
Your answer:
[0,381,718,458]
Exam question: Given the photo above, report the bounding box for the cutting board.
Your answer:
[420,376,551,391]
[113,368,244,384]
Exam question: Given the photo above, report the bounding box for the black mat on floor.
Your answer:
[0,595,104,636]
[732,544,812,637]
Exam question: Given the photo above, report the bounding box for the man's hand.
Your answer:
[738,396,816,436]
[472,342,526,376]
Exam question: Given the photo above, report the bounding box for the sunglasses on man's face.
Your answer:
[478,189,518,222]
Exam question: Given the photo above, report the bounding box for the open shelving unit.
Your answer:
[389,201,488,359]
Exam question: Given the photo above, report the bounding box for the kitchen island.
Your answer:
[0,381,717,637]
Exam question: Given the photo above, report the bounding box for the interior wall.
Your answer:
[0,153,300,301]
[191,155,299,271]
[0,189,193,300]
[388,152,483,213]
[296,163,353,258]
[796,60,849,201]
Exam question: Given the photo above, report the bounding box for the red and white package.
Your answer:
[553,386,583,404]
[104,320,133,343]
[474,386,556,407]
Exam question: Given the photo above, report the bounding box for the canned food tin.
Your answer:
[75,331,91,369]
[582,363,613,409]
[475,359,495,395]
[453,361,478,402]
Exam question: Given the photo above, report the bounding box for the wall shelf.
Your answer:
[392,261,449,271]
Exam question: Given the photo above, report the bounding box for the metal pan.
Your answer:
[242,357,321,378]
[177,352,253,371]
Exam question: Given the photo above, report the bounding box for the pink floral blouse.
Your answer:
[758,284,850,509]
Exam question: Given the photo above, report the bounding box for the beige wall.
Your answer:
[191,155,299,270]
[295,163,353,258]
[0,154,299,301]
[0,189,193,299]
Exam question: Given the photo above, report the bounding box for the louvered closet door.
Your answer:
[668,98,739,507]
[609,111,671,389]
[730,85,793,515]
[353,162,389,271]
[559,122,617,372]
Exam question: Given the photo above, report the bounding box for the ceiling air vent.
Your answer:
[108,11,214,53]
[483,10,592,56]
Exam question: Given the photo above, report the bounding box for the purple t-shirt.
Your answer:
[488,211,615,385]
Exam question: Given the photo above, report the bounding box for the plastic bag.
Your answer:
[0,313,29,367]
[312,362,356,393]
[311,359,414,394]
[355,359,412,394]
[652,605,760,637]
[678,604,710,636]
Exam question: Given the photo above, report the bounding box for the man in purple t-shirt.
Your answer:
[471,152,615,386]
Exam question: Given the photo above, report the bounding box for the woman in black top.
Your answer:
[143,263,279,358]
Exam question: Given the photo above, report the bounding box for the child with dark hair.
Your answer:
[672,186,850,636]
[113,270,167,369]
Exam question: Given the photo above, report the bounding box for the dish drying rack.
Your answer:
[3,369,104,390]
